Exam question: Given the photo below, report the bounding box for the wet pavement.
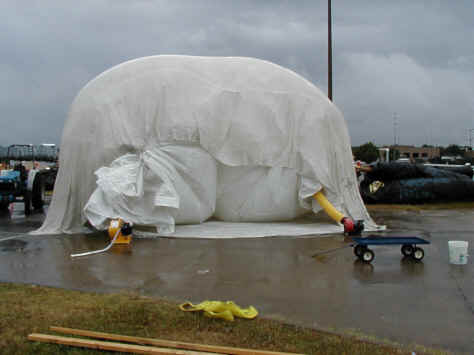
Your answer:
[0,204,473,353]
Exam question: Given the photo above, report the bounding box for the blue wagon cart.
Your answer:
[352,236,430,263]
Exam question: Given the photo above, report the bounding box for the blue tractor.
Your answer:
[0,144,55,215]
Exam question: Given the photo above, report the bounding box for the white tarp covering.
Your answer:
[83,145,217,234]
[33,55,379,236]
[151,219,346,239]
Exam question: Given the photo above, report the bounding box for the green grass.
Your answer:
[0,283,451,355]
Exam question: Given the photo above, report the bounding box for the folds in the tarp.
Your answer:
[34,55,378,235]
[84,145,217,234]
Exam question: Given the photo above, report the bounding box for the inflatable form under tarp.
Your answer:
[34,55,380,236]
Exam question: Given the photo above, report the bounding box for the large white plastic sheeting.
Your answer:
[84,145,217,234]
[169,219,344,239]
[33,55,379,235]
[215,165,308,222]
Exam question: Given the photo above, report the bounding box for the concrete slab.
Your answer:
[0,204,473,353]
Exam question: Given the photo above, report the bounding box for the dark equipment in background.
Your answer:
[360,163,474,204]
[0,144,58,214]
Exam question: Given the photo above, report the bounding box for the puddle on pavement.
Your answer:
[352,255,426,285]
[0,206,473,353]
[0,239,28,252]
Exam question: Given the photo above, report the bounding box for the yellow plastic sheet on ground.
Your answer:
[179,301,258,322]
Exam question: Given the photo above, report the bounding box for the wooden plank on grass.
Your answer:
[28,333,219,355]
[50,326,304,355]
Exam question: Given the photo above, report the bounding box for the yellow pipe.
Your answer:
[313,190,344,223]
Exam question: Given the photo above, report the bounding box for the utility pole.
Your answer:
[466,128,474,152]
[328,0,333,101]
[393,113,398,146]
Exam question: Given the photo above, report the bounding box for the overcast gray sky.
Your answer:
[1,0,473,147]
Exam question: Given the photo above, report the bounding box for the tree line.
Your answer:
[353,142,473,164]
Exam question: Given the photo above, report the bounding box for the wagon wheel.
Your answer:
[401,244,414,257]
[412,247,424,261]
[361,249,375,263]
[354,245,366,257]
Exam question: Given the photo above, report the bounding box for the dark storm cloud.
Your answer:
[1,0,473,146]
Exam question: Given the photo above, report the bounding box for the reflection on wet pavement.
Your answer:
[0,203,473,353]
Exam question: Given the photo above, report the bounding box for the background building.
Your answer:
[390,145,440,162]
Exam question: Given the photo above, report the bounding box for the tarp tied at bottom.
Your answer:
[33,55,379,236]
[84,145,217,234]
[83,144,341,234]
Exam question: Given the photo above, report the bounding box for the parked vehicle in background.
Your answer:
[0,144,58,214]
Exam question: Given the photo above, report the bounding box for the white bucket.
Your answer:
[448,241,469,265]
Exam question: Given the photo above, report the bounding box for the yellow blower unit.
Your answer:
[108,219,133,245]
